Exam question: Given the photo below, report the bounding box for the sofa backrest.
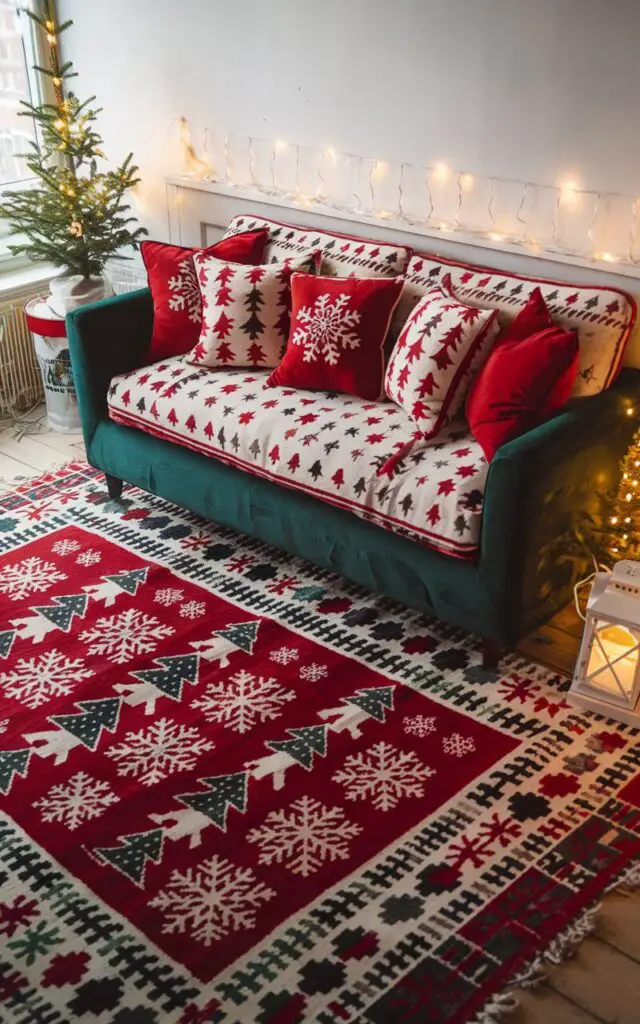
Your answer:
[223,214,636,397]
[403,252,637,397]
[224,213,411,278]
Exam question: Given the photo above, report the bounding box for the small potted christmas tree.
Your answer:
[0,2,146,312]
[0,2,146,430]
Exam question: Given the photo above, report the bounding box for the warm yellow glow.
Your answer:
[625,517,632,524]
[626,493,633,501]
[438,221,449,232]
[624,473,629,479]
[45,19,54,30]
[375,209,393,220]
[274,139,288,153]
[54,118,65,131]
[460,172,474,192]
[47,33,56,44]
[323,145,338,165]
[560,179,580,205]
[627,408,635,417]
[432,162,450,184]
[52,77,61,87]
[586,623,639,699]
[371,160,388,181]
[488,231,504,242]
[611,516,619,525]
[599,251,618,263]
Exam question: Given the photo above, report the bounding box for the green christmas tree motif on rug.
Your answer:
[319,685,396,738]
[93,829,164,886]
[248,726,329,790]
[190,620,260,667]
[151,772,250,849]
[84,568,148,608]
[32,593,88,631]
[0,749,31,795]
[25,698,122,764]
[0,630,16,659]
[115,654,200,715]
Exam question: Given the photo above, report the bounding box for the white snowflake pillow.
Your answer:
[187,252,319,369]
[385,285,500,437]
[267,273,404,400]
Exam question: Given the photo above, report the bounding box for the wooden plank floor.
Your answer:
[1,409,639,1024]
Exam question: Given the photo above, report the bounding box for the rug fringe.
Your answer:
[474,856,640,1022]
[0,457,88,495]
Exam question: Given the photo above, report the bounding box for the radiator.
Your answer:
[0,300,45,416]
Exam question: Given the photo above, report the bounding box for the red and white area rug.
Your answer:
[0,463,638,1024]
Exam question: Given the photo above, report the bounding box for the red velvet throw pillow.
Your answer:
[465,324,579,461]
[142,231,268,361]
[267,273,404,399]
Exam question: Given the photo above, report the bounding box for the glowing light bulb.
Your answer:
[47,33,56,44]
[438,221,449,232]
[52,77,61,87]
[626,493,633,501]
[611,517,619,525]
[627,408,635,416]
[460,172,474,192]
[54,118,65,130]
[274,139,288,153]
[433,162,450,184]
[626,517,632,524]
[488,231,504,242]
[599,252,617,263]
[560,179,580,205]
[371,160,388,181]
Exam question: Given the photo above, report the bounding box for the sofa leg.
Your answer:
[482,638,501,671]
[105,473,123,500]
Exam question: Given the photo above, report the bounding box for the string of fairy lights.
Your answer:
[176,120,640,271]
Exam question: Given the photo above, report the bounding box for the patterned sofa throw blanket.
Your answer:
[403,253,637,397]
[107,359,489,559]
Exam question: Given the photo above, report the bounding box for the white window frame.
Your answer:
[0,0,54,273]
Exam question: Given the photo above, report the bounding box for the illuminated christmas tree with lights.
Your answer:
[608,427,640,562]
[0,2,146,277]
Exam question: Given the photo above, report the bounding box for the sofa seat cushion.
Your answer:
[401,253,636,397]
[223,214,411,278]
[107,357,488,559]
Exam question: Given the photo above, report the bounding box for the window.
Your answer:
[0,0,43,267]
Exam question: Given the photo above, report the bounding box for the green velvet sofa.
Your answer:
[66,287,640,663]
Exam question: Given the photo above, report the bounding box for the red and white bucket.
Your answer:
[24,297,81,433]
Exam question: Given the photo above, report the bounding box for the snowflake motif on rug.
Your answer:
[404,714,437,738]
[76,548,102,567]
[79,608,174,664]
[247,794,362,877]
[179,600,206,620]
[191,669,296,734]
[0,649,92,709]
[34,771,118,830]
[269,646,299,666]
[299,663,328,683]
[105,717,214,786]
[149,854,275,945]
[0,556,66,600]
[167,256,201,323]
[154,587,184,607]
[334,740,435,811]
[442,732,476,757]
[292,293,361,365]
[51,538,81,556]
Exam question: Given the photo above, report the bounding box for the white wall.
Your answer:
[57,0,640,229]
[58,0,640,361]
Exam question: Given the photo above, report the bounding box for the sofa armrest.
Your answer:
[66,288,153,445]
[479,368,640,646]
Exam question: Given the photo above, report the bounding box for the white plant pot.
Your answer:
[48,273,111,317]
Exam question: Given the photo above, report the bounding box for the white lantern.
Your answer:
[569,560,640,725]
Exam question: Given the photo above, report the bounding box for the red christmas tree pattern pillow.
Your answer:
[187,252,319,369]
[266,273,404,400]
[385,284,499,438]
[142,231,268,362]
